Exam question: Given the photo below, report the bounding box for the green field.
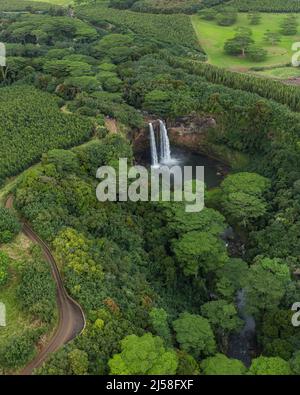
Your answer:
[192,13,300,73]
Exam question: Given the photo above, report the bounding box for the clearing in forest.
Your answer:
[192,12,300,75]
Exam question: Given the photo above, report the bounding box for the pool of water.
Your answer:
[170,147,227,189]
[139,146,227,189]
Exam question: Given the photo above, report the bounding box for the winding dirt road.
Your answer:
[5,196,86,375]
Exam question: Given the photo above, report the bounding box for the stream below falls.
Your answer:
[144,123,257,365]
[227,289,257,367]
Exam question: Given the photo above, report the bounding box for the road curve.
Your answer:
[5,196,86,375]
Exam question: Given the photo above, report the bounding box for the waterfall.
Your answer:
[149,123,159,167]
[159,120,171,163]
[149,120,172,166]
[160,122,165,162]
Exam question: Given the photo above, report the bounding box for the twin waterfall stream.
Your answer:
[149,120,172,167]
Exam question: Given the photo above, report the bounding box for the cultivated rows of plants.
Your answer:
[109,0,228,14]
[77,4,204,54]
[229,0,300,13]
[132,0,203,14]
[0,85,93,182]
[169,56,300,112]
[0,0,60,12]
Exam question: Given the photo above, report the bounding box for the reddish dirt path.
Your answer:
[5,196,86,375]
[105,117,118,134]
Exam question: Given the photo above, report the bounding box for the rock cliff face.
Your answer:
[167,116,217,153]
[131,115,217,156]
[168,115,217,135]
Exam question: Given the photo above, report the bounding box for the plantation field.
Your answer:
[0,0,54,11]
[0,0,71,11]
[30,0,72,4]
[77,4,202,53]
[230,0,300,13]
[192,13,300,73]
[132,0,204,13]
[0,85,93,181]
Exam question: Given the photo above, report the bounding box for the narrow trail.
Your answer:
[5,196,86,375]
[105,117,118,134]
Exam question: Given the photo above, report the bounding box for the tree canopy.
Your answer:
[173,312,216,358]
[108,334,178,375]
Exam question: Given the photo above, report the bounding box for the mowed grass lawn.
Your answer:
[192,13,300,72]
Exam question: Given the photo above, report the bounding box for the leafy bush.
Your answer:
[280,15,298,35]
[0,330,38,370]
[216,8,238,26]
[17,247,56,324]
[0,207,21,244]
[198,8,218,20]
[245,45,268,62]
[0,252,10,286]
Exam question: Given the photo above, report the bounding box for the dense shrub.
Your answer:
[0,207,21,244]
[0,252,10,286]
[0,330,38,370]
[17,247,56,324]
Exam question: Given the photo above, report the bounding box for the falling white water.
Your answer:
[159,120,171,163]
[160,122,165,162]
[149,123,159,167]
